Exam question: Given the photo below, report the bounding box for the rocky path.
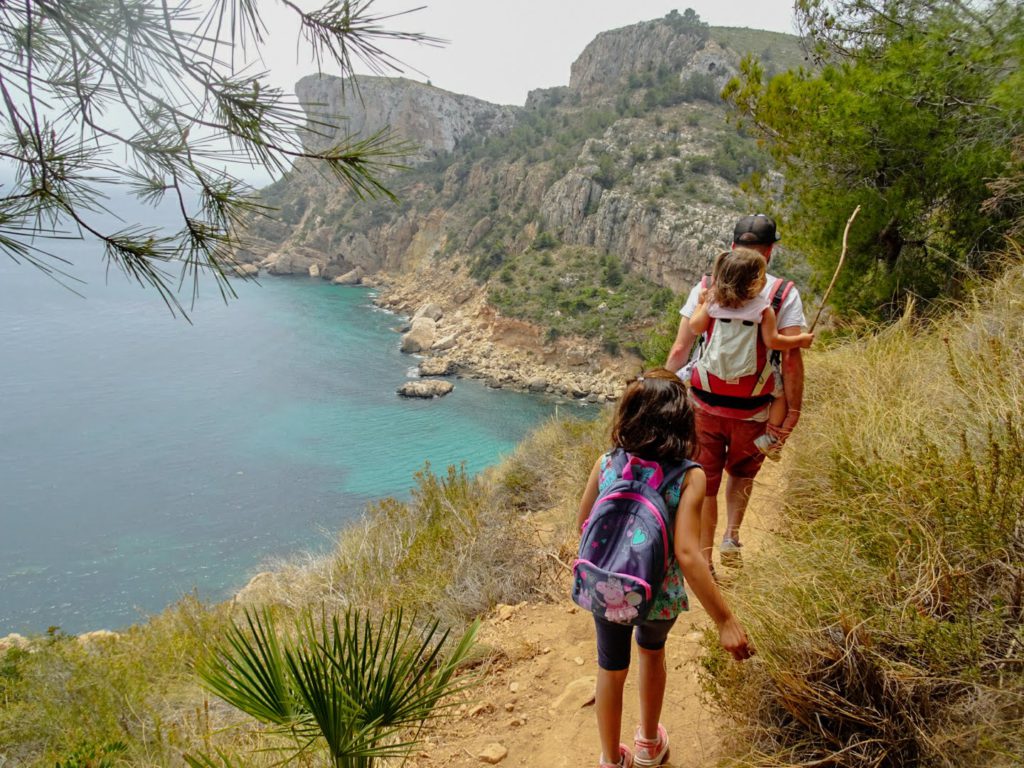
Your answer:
[409,464,783,768]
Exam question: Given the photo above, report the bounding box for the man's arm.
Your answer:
[666,314,697,373]
[778,327,804,435]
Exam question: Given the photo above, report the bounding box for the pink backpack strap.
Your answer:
[621,454,664,489]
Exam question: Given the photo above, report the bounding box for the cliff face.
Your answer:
[297,75,518,157]
[240,18,801,377]
[569,18,704,97]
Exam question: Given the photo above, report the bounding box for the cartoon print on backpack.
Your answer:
[595,577,643,623]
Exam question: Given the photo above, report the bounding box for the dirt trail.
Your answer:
[410,464,784,768]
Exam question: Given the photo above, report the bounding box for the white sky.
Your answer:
[256,1,800,106]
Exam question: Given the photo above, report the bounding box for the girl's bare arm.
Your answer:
[688,291,711,334]
[673,468,752,660]
[761,306,814,350]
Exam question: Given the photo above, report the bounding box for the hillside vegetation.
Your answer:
[702,256,1024,767]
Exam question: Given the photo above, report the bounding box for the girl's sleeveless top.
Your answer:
[597,451,690,619]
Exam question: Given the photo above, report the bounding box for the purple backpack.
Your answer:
[571,450,693,625]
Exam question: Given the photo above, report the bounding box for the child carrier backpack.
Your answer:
[571,450,693,625]
[691,275,793,401]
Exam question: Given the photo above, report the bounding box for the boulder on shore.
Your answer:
[397,380,454,398]
[400,317,437,353]
[432,333,458,351]
[419,358,456,376]
[414,302,444,321]
[333,266,365,285]
[527,377,549,393]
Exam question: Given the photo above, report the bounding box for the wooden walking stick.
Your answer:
[809,205,861,333]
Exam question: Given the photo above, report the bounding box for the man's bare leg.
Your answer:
[724,474,754,544]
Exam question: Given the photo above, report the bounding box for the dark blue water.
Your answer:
[0,245,579,635]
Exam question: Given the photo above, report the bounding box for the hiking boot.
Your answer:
[634,724,669,768]
[754,431,782,461]
[720,537,743,567]
[599,745,634,768]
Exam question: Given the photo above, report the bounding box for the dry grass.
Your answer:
[703,257,1024,767]
[249,412,611,626]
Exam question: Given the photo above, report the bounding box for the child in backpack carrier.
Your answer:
[574,369,753,768]
[689,248,814,460]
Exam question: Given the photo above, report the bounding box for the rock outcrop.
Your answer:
[297,75,518,158]
[400,316,437,353]
[377,268,629,401]
[397,379,454,398]
[569,16,707,97]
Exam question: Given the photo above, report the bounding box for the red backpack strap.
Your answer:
[770,278,794,313]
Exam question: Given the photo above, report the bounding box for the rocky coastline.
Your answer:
[232,248,640,402]
[368,267,638,404]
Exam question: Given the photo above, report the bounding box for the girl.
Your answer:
[576,368,753,768]
[689,248,814,459]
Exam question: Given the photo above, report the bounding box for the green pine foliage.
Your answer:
[724,0,1024,317]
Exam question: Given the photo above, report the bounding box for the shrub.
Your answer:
[688,155,712,175]
[594,153,619,190]
[680,71,720,103]
[532,231,558,251]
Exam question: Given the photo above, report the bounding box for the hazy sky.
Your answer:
[257,1,800,106]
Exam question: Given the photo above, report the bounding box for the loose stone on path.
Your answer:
[478,743,508,764]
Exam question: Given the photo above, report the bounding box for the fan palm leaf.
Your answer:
[192,606,479,767]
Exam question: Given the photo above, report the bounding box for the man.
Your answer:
[665,214,806,570]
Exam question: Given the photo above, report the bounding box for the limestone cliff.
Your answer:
[297,75,517,158]
[239,16,803,393]
[569,12,713,97]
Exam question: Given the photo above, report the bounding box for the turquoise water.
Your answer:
[0,251,585,635]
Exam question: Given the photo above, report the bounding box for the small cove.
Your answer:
[0,254,589,635]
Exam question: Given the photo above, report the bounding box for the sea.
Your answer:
[0,215,586,636]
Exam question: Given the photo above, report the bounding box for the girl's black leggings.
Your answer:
[593,616,677,671]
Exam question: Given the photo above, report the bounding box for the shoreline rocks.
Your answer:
[397,379,454,398]
[374,271,632,403]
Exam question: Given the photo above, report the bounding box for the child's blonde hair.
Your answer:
[711,248,767,308]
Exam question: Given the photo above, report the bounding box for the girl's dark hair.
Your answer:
[712,248,767,308]
[611,368,696,464]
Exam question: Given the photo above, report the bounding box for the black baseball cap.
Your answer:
[733,214,781,246]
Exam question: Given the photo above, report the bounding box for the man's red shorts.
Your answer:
[694,407,768,495]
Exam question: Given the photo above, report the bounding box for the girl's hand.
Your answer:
[718,616,754,661]
[798,332,815,348]
[697,288,709,306]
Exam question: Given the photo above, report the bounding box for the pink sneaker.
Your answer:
[599,744,634,768]
[633,724,669,767]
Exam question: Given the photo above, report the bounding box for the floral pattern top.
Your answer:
[597,451,690,619]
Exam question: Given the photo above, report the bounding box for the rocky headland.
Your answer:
[375,268,633,402]
[235,15,804,398]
